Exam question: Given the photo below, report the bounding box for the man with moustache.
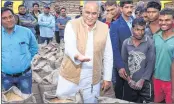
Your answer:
[57,7,71,41]
[110,0,134,99]
[153,8,174,103]
[31,2,41,43]
[56,1,113,103]
[146,1,161,38]
[4,1,20,25]
[102,0,121,89]
[1,7,38,94]
[38,5,55,44]
[121,18,155,103]
[18,5,37,35]
[102,0,121,28]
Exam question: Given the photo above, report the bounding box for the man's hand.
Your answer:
[101,80,111,91]
[134,79,145,90]
[74,53,91,62]
[118,68,128,80]
[128,79,136,89]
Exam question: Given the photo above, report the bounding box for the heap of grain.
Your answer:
[2,86,36,103]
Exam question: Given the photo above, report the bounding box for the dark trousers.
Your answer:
[114,70,125,99]
[40,37,53,44]
[55,31,60,44]
[35,34,40,44]
[123,80,153,103]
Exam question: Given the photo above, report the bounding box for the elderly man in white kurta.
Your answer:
[56,1,113,103]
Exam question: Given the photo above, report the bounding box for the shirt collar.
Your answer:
[2,25,17,34]
[122,13,133,23]
[44,13,50,16]
[60,16,67,19]
[127,36,148,45]
[146,22,161,34]
[159,30,174,40]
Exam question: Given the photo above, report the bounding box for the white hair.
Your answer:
[83,1,100,12]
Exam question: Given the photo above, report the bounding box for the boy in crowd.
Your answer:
[121,18,155,103]
[153,8,174,103]
[146,1,161,38]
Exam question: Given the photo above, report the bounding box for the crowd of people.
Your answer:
[1,0,174,103]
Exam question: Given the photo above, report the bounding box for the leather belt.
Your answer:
[2,67,31,77]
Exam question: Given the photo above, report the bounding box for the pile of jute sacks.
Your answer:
[2,40,132,103]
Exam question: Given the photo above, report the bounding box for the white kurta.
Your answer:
[56,22,113,103]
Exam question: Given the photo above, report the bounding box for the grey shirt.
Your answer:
[121,35,155,81]
[57,16,71,37]
[18,13,37,34]
[145,23,161,39]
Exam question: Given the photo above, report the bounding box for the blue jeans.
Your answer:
[2,70,32,94]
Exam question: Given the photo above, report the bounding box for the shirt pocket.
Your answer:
[19,42,28,54]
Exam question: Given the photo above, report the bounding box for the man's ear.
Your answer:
[119,7,123,13]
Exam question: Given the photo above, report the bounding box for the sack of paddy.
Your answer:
[32,82,43,103]
[47,55,57,69]
[36,66,53,79]
[96,96,131,103]
[38,84,57,102]
[2,86,36,103]
[42,70,59,85]
[97,96,128,103]
[55,56,63,69]
[31,58,47,71]
[100,82,115,98]
[43,90,84,103]
[32,71,43,83]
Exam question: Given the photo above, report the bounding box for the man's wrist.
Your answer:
[74,54,79,60]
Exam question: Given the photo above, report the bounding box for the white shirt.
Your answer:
[56,21,113,103]
[64,22,113,81]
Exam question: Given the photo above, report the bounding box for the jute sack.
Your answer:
[96,96,132,103]
[32,82,43,103]
[100,82,115,98]
[2,86,36,103]
[43,90,84,103]
[42,70,59,85]
[32,71,43,83]
[55,56,63,69]
[32,59,47,71]
[38,84,57,102]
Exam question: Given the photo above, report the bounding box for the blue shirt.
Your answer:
[38,13,55,38]
[2,25,38,74]
[57,16,71,37]
[123,14,133,31]
[55,16,59,31]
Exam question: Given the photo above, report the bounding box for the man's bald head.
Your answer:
[82,1,100,28]
[83,1,100,12]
